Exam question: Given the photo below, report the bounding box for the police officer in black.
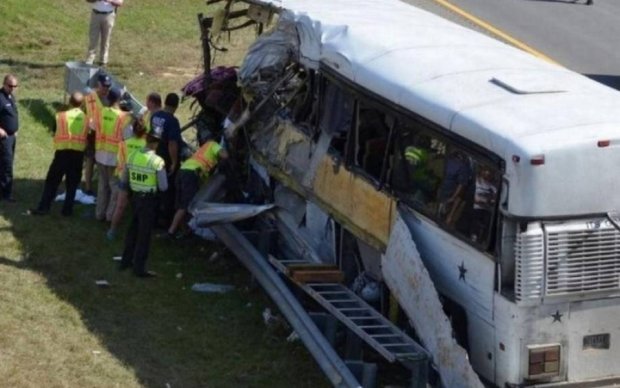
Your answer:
[118,126,168,278]
[0,74,19,202]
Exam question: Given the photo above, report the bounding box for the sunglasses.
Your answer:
[6,84,18,88]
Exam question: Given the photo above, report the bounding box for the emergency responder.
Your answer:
[84,73,111,196]
[404,143,438,205]
[106,113,147,240]
[151,93,181,228]
[118,126,168,278]
[94,86,131,222]
[142,92,162,133]
[30,92,89,216]
[166,139,228,238]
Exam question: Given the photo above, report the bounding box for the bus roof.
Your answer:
[260,0,620,216]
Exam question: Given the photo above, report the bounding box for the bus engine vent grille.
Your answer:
[515,224,545,303]
[545,220,620,298]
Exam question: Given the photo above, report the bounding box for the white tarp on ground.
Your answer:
[383,213,483,388]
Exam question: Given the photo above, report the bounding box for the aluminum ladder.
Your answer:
[270,256,428,365]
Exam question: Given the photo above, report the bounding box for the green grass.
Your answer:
[0,1,327,387]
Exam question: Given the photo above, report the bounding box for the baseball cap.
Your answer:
[98,73,112,87]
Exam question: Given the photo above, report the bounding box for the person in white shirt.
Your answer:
[85,0,124,66]
[470,167,497,244]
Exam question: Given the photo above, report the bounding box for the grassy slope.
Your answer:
[0,1,326,387]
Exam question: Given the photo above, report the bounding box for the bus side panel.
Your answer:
[312,157,395,247]
[495,295,571,385]
[400,208,495,324]
[467,312,496,384]
[565,299,620,383]
[493,295,526,386]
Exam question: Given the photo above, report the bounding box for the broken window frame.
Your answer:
[318,66,504,254]
[346,99,395,187]
[317,74,355,157]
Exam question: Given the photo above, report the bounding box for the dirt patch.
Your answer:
[157,66,200,79]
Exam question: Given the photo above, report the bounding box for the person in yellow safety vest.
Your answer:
[106,114,148,240]
[94,86,131,222]
[118,126,168,278]
[30,92,89,216]
[165,140,228,239]
[404,144,438,203]
[83,72,112,196]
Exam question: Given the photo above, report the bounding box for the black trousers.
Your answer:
[159,169,177,226]
[37,150,84,214]
[121,194,158,275]
[0,134,16,199]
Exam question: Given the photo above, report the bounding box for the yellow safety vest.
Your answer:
[54,108,89,151]
[143,110,152,133]
[404,146,429,165]
[127,149,164,193]
[85,91,103,133]
[95,107,129,154]
[116,136,147,176]
[181,141,222,179]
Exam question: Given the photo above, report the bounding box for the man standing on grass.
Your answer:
[0,74,19,202]
[84,72,112,197]
[106,112,147,240]
[30,92,89,216]
[118,126,168,278]
[85,0,124,66]
[151,93,181,227]
[95,87,131,222]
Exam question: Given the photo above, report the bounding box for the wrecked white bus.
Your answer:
[197,0,620,386]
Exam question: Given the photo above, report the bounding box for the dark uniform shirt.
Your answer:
[0,89,18,135]
[150,110,181,169]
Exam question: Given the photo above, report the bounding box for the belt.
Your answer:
[180,168,200,176]
[133,191,158,198]
[93,9,114,15]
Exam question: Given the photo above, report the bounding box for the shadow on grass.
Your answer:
[0,59,65,70]
[0,178,326,387]
[19,99,64,131]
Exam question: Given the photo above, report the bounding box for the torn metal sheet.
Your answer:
[383,213,483,388]
[301,130,333,188]
[238,18,299,90]
[192,203,275,226]
[274,208,323,264]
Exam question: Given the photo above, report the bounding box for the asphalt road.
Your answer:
[404,0,620,89]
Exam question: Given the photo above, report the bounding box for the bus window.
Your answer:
[389,123,445,215]
[319,79,353,155]
[436,148,474,229]
[388,121,501,251]
[353,103,392,181]
[469,162,501,250]
[290,68,316,125]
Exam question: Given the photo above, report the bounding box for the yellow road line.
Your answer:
[433,0,561,65]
